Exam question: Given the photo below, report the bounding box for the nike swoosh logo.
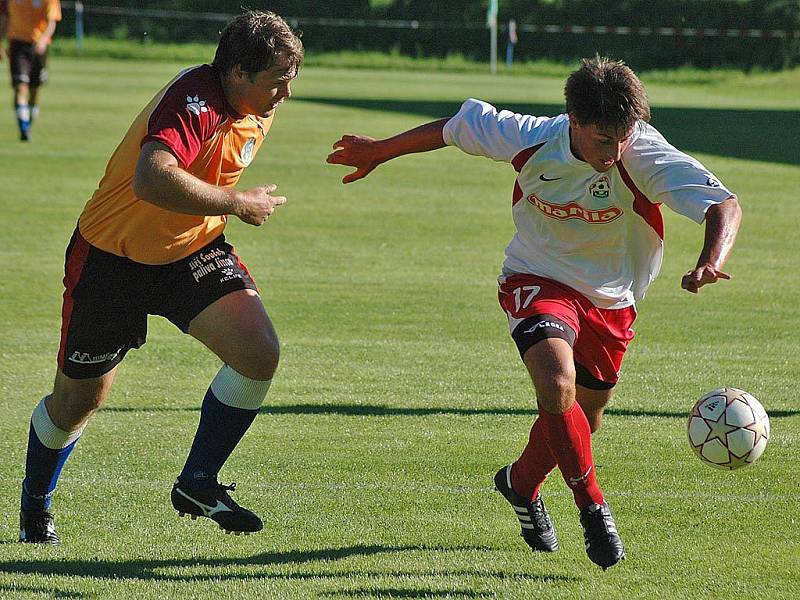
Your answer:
[568,465,593,485]
[539,174,562,181]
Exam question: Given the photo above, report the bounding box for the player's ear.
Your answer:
[568,113,580,129]
[231,64,248,82]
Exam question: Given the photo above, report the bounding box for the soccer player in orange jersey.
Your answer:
[0,0,61,140]
[18,11,302,544]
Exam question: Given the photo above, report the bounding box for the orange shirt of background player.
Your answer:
[6,0,61,44]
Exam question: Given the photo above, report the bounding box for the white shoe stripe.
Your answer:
[175,487,233,516]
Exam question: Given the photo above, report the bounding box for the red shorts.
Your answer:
[498,274,636,387]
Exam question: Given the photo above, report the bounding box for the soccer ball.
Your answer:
[687,388,770,470]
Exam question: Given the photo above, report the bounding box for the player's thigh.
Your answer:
[187,289,279,381]
[49,367,118,431]
[9,41,32,87]
[59,231,148,380]
[521,337,577,413]
[155,236,276,381]
[29,48,48,88]
[499,274,581,412]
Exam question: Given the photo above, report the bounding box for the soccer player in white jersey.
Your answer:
[327,56,741,570]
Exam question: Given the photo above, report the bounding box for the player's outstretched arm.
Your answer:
[326,118,448,183]
[681,195,742,294]
[132,141,287,226]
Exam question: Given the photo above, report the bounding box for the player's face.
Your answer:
[226,54,298,118]
[568,116,634,173]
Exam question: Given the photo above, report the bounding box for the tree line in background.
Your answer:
[67,0,800,70]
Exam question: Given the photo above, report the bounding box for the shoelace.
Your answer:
[213,482,244,510]
[584,508,612,538]
[529,500,551,530]
[28,512,56,537]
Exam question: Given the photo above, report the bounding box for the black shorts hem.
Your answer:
[574,362,616,390]
[511,314,577,359]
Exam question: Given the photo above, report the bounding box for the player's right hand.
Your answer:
[326,135,382,183]
[235,184,287,226]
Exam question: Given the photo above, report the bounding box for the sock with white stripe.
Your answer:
[21,396,84,511]
[179,365,271,489]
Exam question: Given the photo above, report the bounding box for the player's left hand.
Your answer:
[34,40,48,55]
[681,264,730,294]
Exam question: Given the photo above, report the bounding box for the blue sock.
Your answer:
[15,103,31,136]
[21,398,83,512]
[179,388,259,489]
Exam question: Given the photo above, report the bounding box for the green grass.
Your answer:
[0,56,798,599]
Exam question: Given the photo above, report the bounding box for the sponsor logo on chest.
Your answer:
[241,137,256,165]
[527,193,623,223]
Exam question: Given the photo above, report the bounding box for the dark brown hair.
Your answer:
[565,56,650,132]
[212,10,303,77]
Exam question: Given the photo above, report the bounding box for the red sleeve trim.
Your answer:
[511,142,546,206]
[141,66,226,169]
[617,160,664,239]
[511,142,546,173]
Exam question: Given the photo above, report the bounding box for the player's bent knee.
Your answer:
[50,375,112,430]
[249,336,281,381]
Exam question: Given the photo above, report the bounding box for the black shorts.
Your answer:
[9,40,49,87]
[58,230,258,379]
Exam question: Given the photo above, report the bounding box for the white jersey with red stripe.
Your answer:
[443,98,733,309]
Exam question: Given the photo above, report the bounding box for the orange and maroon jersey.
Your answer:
[79,64,273,265]
[5,0,61,44]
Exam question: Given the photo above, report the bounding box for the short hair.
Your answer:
[565,56,650,133]
[212,10,303,77]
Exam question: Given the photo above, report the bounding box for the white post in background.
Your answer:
[75,1,84,52]
[487,0,498,74]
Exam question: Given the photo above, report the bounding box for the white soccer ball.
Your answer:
[687,388,770,470]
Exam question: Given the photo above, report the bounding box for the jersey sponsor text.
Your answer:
[527,194,623,224]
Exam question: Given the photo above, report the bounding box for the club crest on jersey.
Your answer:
[186,95,209,116]
[527,194,623,224]
[589,176,611,198]
[241,138,256,165]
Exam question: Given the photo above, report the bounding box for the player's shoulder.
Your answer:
[623,122,698,169]
[161,64,230,120]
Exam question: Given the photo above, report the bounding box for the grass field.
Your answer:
[0,56,798,599]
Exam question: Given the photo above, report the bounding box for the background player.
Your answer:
[18,10,302,544]
[327,56,741,569]
[0,0,61,141]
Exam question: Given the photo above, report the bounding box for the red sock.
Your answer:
[511,417,557,501]
[539,402,604,509]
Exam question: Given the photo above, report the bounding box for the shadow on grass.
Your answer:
[0,543,576,585]
[102,404,800,419]
[321,589,493,599]
[301,96,800,166]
